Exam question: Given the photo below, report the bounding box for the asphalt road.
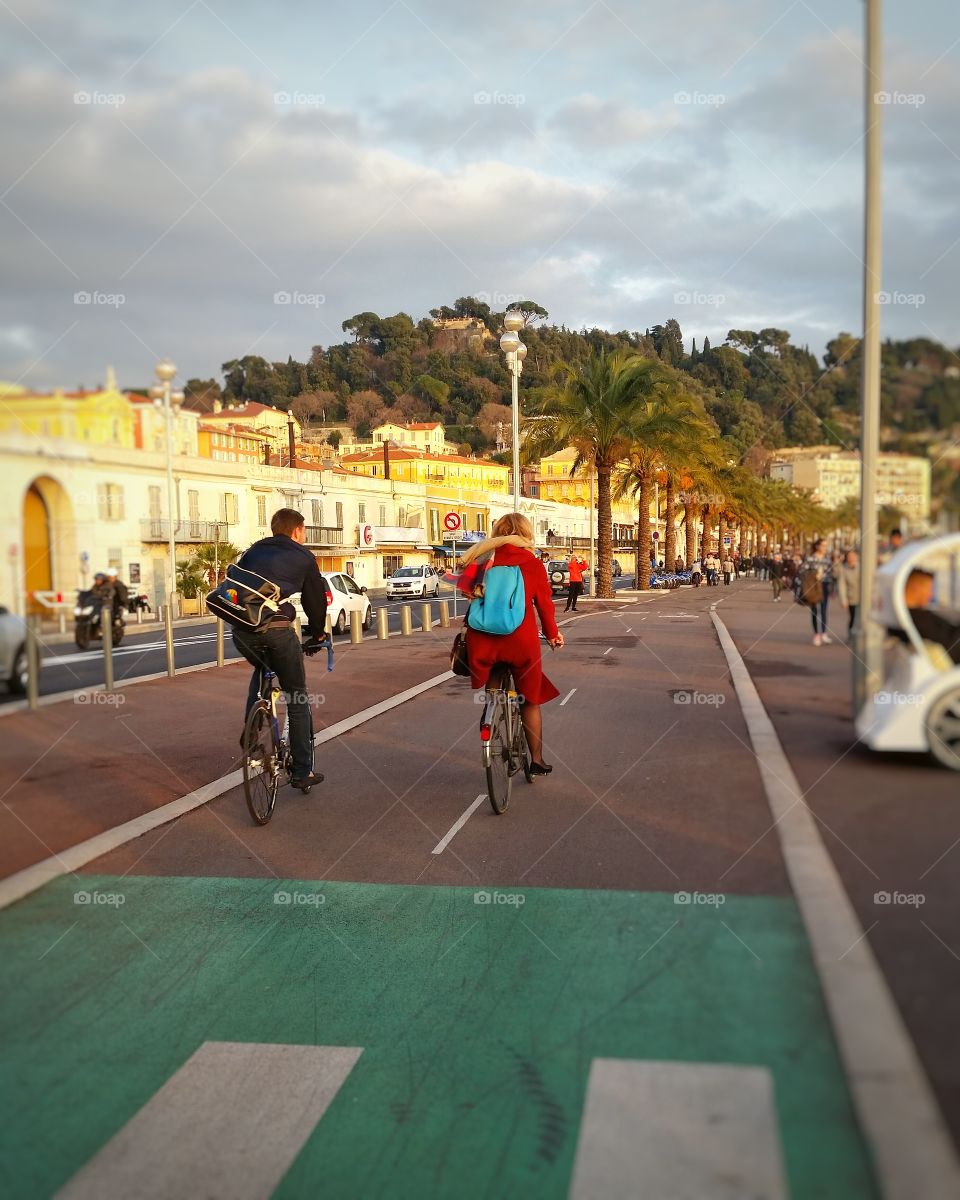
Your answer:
[9,578,635,704]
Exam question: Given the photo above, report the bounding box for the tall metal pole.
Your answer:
[853,0,884,715]
[511,356,520,512]
[164,380,177,614]
[589,465,596,588]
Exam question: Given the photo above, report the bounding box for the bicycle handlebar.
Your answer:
[303,636,334,672]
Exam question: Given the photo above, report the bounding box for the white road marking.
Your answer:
[0,670,457,910]
[560,688,577,706]
[712,610,960,1197]
[54,1042,362,1200]
[432,793,486,855]
[568,1059,787,1200]
[43,633,218,667]
[603,647,613,656]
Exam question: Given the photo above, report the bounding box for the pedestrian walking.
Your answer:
[799,538,835,646]
[564,551,587,612]
[690,558,702,587]
[722,555,733,585]
[837,549,860,637]
[706,554,719,587]
[770,553,784,601]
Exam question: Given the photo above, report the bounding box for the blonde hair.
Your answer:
[492,512,534,542]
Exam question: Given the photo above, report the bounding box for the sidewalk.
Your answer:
[716,579,960,1147]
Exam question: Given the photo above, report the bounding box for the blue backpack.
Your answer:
[468,553,526,635]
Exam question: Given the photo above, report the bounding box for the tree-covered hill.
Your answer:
[184,298,960,477]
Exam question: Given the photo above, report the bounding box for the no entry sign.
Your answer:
[443,512,461,532]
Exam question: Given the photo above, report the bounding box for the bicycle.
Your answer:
[480,664,532,814]
[241,638,329,825]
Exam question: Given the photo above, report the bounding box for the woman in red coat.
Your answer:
[457,513,565,774]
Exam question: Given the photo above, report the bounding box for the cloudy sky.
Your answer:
[1,0,957,390]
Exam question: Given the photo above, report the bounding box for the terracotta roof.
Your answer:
[203,403,288,420]
[341,449,504,467]
[405,422,442,430]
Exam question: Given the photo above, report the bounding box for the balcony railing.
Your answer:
[304,525,344,546]
[141,519,232,543]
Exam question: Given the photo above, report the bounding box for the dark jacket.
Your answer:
[239,535,327,635]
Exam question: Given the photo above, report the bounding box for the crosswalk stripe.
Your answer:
[55,1042,362,1200]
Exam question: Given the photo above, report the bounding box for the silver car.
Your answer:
[0,607,27,694]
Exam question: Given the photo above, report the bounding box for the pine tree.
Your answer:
[703,335,712,357]
[690,338,698,364]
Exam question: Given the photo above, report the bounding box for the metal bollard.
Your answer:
[26,614,41,711]
[325,613,333,638]
[438,600,450,628]
[216,618,225,667]
[136,606,144,624]
[164,595,176,677]
[58,611,67,635]
[400,605,413,636]
[350,610,363,643]
[420,602,433,633]
[102,609,114,692]
[376,608,389,640]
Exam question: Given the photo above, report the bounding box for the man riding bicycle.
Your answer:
[233,507,327,790]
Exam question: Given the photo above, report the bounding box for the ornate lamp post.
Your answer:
[149,358,184,642]
[500,310,526,511]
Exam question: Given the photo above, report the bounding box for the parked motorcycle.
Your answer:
[74,590,125,651]
[127,592,151,614]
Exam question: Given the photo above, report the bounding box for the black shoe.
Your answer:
[290,771,324,791]
[529,761,553,776]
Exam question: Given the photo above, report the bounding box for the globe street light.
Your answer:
[500,311,526,511]
[151,358,184,673]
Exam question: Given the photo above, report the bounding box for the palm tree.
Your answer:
[528,349,676,597]
[614,395,716,589]
[189,541,241,587]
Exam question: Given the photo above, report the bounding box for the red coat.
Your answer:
[458,543,560,704]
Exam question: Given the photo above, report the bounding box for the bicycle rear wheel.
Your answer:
[243,703,280,824]
[514,705,533,783]
[484,692,512,814]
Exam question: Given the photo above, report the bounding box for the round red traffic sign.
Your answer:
[443,512,461,532]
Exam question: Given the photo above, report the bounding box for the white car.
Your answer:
[293,571,372,635]
[386,565,441,599]
[0,607,27,693]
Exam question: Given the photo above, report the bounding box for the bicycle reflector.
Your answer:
[480,724,491,742]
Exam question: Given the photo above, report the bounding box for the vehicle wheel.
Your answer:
[335,610,346,634]
[362,606,372,631]
[9,646,27,694]
[113,624,124,647]
[484,695,512,814]
[75,625,90,651]
[242,704,280,825]
[434,583,440,597]
[926,688,960,771]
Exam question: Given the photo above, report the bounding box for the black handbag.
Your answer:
[450,620,471,677]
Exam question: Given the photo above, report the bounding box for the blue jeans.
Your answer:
[233,625,313,777]
[810,596,829,635]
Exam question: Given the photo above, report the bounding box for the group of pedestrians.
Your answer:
[689,551,737,587]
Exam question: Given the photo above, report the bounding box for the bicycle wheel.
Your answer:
[242,703,280,825]
[484,691,512,814]
[514,703,533,783]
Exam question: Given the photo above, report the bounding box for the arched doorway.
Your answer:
[20,476,77,611]
[23,484,52,594]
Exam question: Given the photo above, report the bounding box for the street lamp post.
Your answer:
[853,0,884,715]
[500,311,526,512]
[150,359,184,675]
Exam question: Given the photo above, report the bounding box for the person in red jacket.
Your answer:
[565,551,588,611]
[458,513,565,774]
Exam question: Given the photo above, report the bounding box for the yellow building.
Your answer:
[0,369,137,448]
[341,448,509,494]
[535,448,639,525]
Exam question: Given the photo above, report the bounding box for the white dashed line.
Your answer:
[560,688,577,706]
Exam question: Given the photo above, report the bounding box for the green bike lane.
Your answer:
[0,599,881,1197]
